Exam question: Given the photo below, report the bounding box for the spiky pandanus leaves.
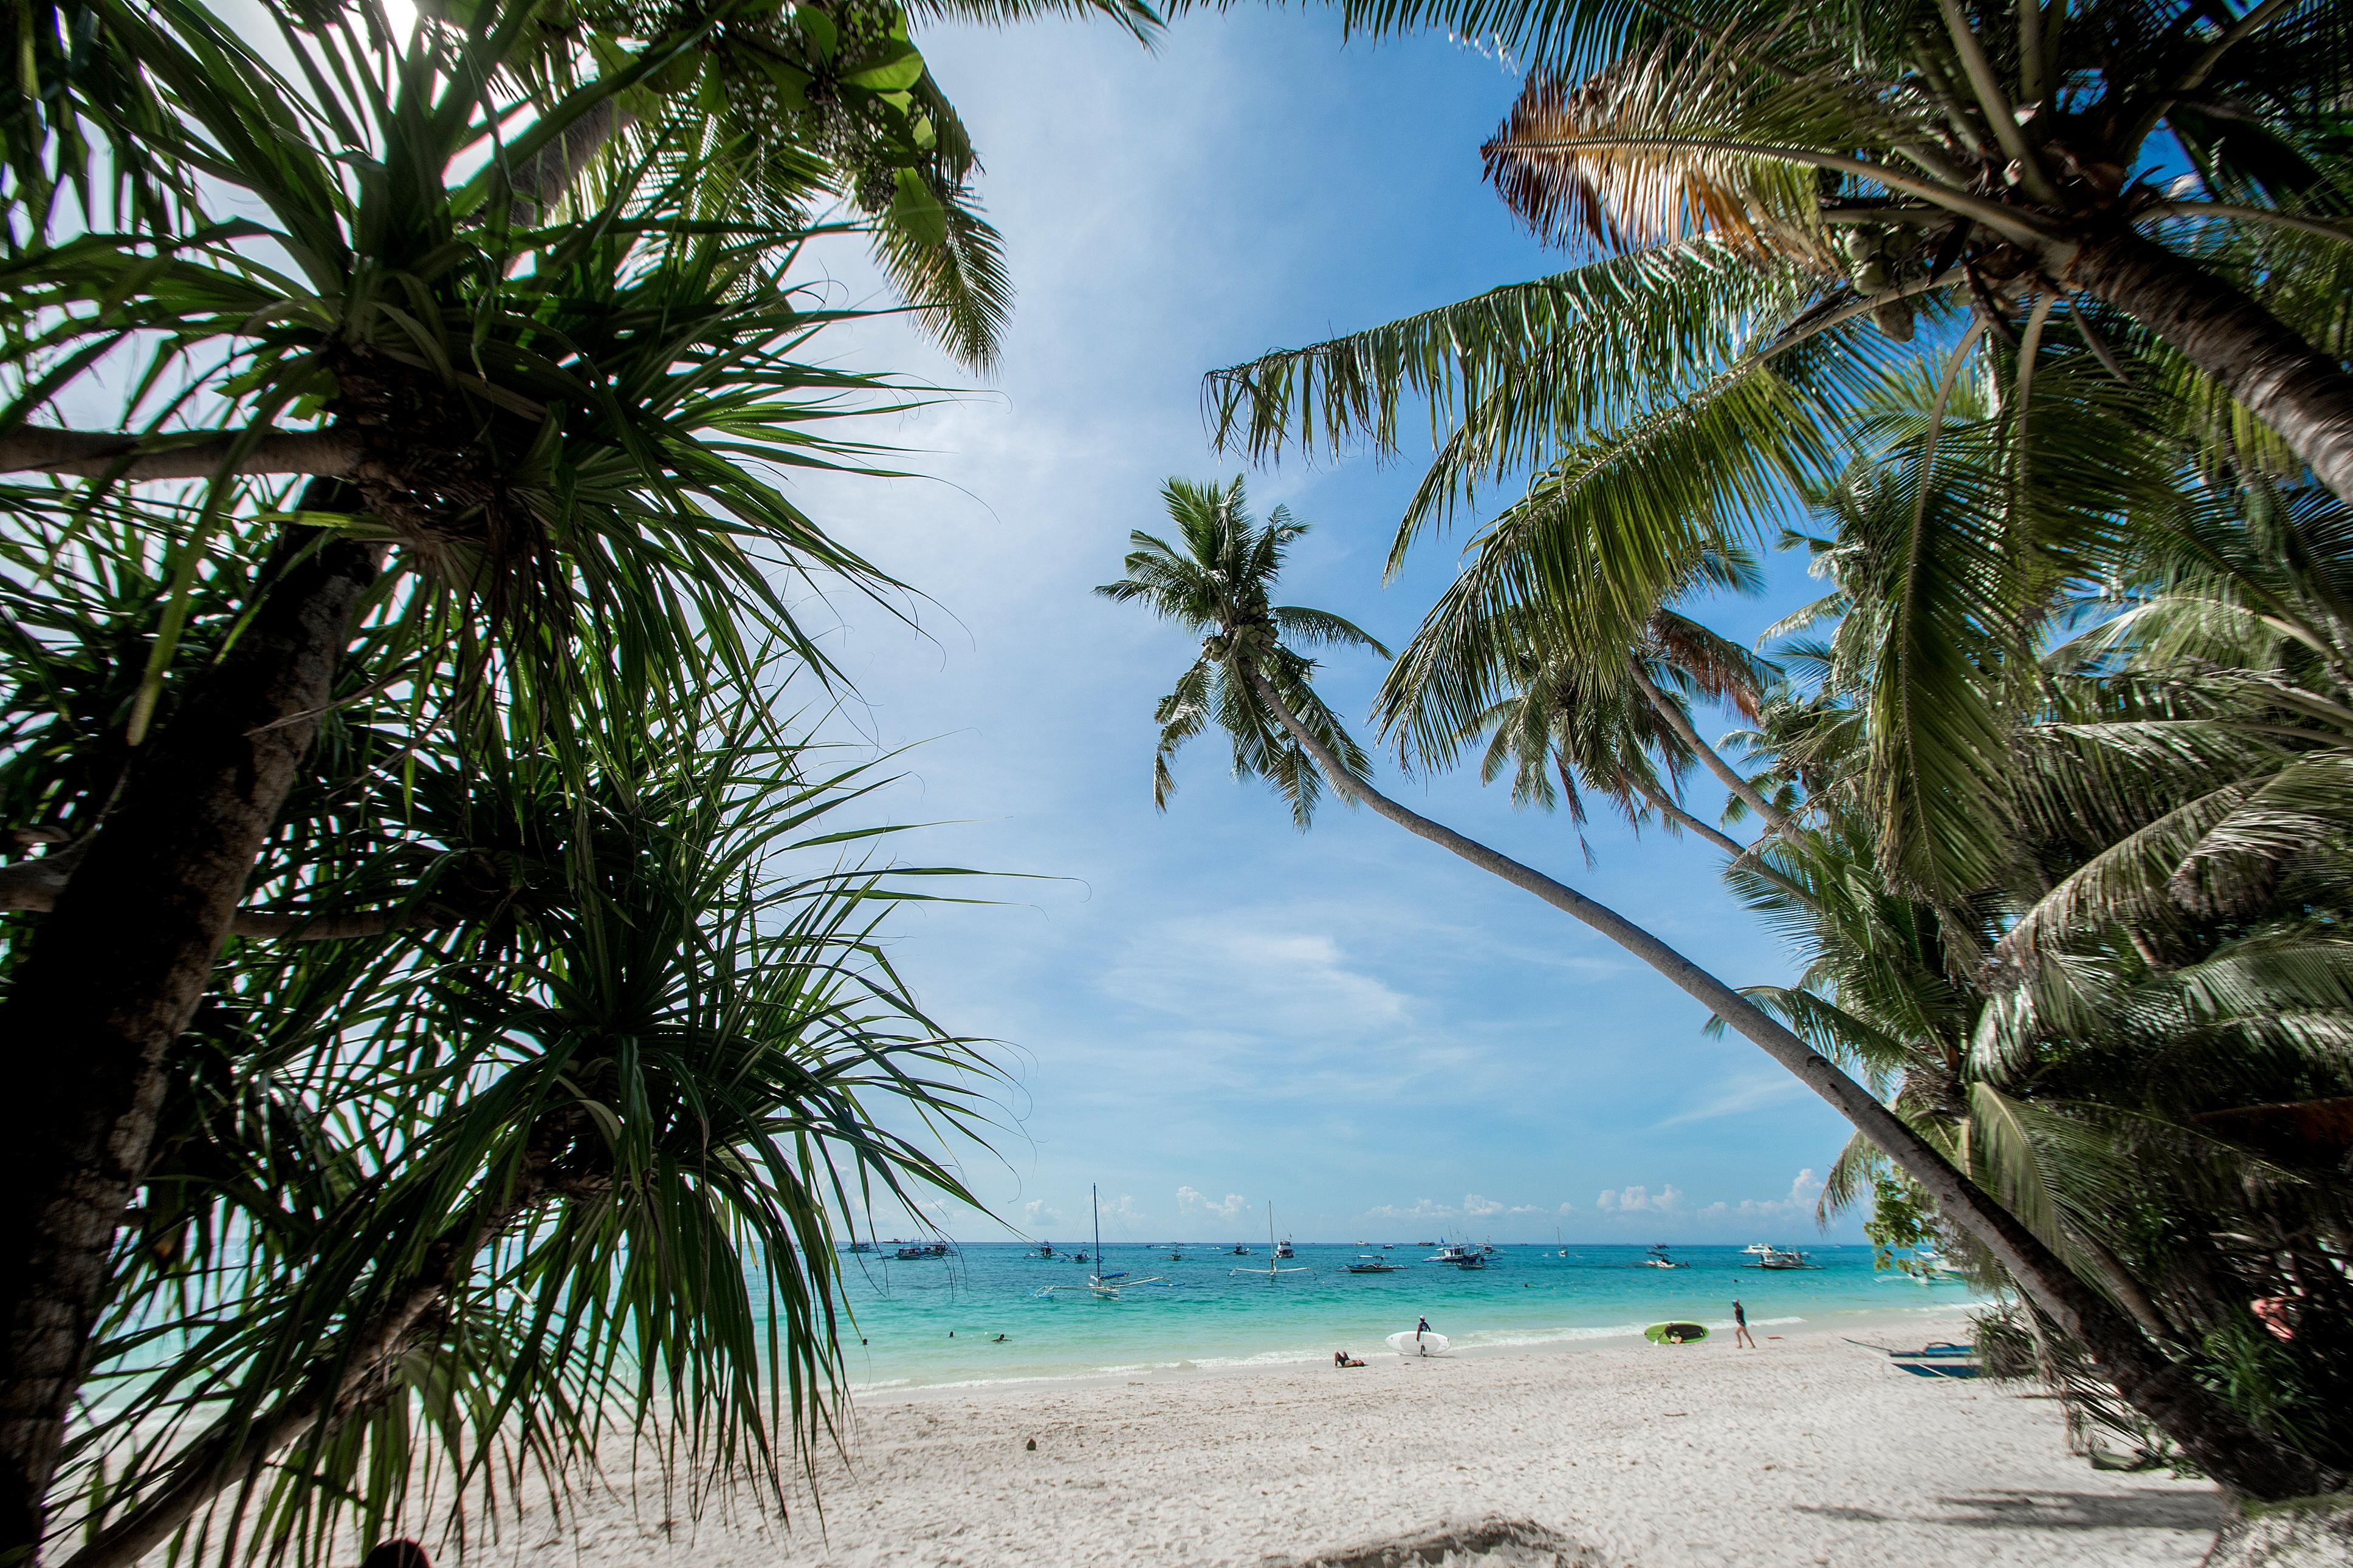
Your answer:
[50,668,993,1568]
[1094,477,1388,829]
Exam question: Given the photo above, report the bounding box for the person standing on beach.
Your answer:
[1733,1299,1756,1349]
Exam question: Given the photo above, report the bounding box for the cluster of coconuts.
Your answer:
[1843,226,1917,342]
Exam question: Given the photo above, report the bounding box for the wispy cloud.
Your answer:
[1652,1072,1810,1129]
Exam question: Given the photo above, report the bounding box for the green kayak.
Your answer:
[1644,1321,1710,1344]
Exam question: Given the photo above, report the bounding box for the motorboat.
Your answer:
[1229,1245,1251,1256]
[843,1241,875,1255]
[1031,1242,1055,1259]
[894,1242,949,1260]
[1347,1255,1403,1273]
[1750,1245,1814,1270]
[1274,1237,1296,1259]
[1641,1244,1688,1269]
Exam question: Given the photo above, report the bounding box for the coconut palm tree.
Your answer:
[1217,0,2353,504]
[1098,473,2339,1498]
[1094,478,1387,827]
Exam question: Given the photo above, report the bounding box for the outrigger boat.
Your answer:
[1234,1203,1312,1281]
[1034,1186,1164,1300]
[894,1242,949,1260]
[1641,1244,1688,1269]
[1347,1255,1403,1274]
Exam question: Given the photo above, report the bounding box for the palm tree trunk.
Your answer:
[0,518,381,1562]
[2068,224,2353,505]
[1245,663,2336,1500]
[1627,665,1794,833]
[1632,781,1816,906]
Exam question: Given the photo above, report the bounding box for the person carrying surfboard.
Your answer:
[1733,1299,1756,1349]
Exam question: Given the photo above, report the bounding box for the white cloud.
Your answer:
[1105,1193,1146,1222]
[1363,1198,1455,1222]
[1176,1186,1248,1221]
[1462,1193,1505,1217]
[1697,1168,1824,1225]
[1595,1183,1685,1214]
[1022,1198,1065,1226]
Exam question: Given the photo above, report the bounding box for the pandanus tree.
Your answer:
[0,0,1148,1550]
[1098,474,2341,1498]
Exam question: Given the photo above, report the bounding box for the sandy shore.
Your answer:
[490,1314,2221,1566]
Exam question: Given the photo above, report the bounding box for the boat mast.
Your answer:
[1093,1183,1102,1286]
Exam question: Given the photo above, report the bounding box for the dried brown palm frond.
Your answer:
[1481,36,1849,271]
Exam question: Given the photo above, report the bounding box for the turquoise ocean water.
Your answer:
[833,1242,1980,1392]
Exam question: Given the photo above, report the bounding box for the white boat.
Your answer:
[1642,1244,1687,1269]
[1234,1203,1312,1281]
[1347,1255,1402,1273]
[1387,1329,1452,1357]
[1427,1241,1483,1267]
[1749,1245,1813,1270]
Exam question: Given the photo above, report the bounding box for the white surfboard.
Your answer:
[1387,1329,1452,1357]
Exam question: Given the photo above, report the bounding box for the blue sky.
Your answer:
[791,7,1866,1245]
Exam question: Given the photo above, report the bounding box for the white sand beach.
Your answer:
[492,1314,2223,1567]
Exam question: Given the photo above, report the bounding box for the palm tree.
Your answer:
[1098,474,2337,1499]
[1372,515,1805,871]
[1218,0,2353,504]
[1708,448,2353,1474]
[1094,478,1387,827]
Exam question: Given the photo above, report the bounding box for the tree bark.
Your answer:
[1244,662,2338,1500]
[2069,225,2353,505]
[0,428,366,482]
[0,520,382,1563]
[0,855,451,939]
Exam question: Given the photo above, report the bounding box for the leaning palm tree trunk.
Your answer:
[0,524,381,1556]
[1240,663,2333,1500]
[2067,227,2353,507]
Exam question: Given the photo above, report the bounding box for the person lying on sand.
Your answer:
[1334,1351,1366,1368]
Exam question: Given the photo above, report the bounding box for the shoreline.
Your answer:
[852,1296,1985,1403]
[486,1309,2221,1567]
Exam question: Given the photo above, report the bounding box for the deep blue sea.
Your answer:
[831,1242,1980,1392]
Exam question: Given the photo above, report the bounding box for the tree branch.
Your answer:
[0,428,366,482]
[0,854,451,940]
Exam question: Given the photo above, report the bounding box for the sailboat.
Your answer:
[1033,1186,1163,1299]
[1232,1203,1313,1281]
